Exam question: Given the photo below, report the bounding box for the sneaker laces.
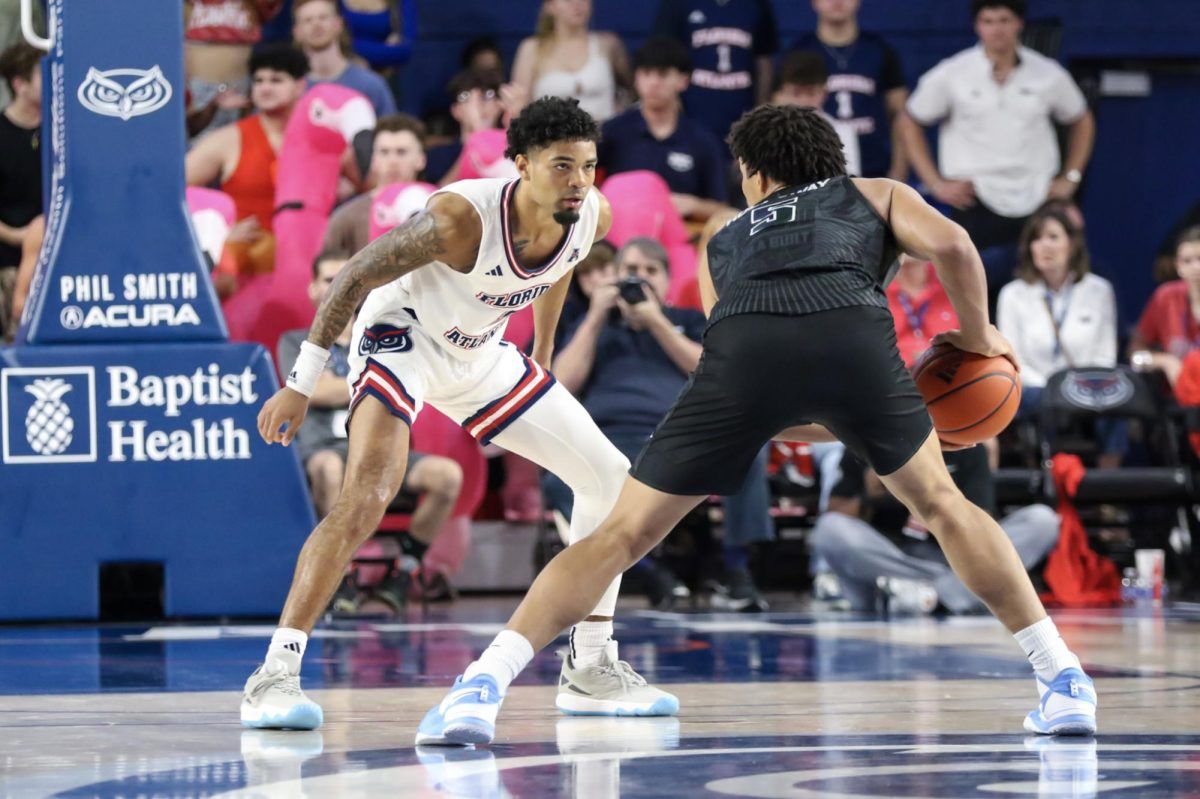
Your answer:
[607,659,648,688]
[276,674,304,697]
[263,661,303,697]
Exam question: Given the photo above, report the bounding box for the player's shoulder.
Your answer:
[429,178,507,220]
[421,185,487,250]
[708,206,749,250]
[848,176,904,204]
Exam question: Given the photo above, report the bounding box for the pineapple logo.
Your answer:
[24,379,75,455]
[2,367,96,464]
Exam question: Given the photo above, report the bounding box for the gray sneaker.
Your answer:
[555,641,680,716]
[240,652,324,730]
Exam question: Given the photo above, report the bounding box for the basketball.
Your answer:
[911,343,1021,446]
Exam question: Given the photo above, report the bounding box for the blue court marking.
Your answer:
[48,734,1200,799]
[0,607,1179,695]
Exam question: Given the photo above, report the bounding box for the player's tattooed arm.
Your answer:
[306,192,483,349]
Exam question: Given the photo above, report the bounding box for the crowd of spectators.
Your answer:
[3,0,1199,611]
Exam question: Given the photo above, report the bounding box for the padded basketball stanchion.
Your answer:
[0,0,315,620]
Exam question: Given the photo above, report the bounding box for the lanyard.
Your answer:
[898,291,932,339]
[1042,280,1074,361]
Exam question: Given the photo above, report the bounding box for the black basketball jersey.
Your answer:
[706,176,900,325]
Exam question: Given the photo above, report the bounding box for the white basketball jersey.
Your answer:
[360,178,600,362]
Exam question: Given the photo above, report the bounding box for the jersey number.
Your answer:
[836,90,854,119]
[749,197,799,236]
[717,44,731,73]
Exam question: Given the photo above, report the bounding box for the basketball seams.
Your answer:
[923,370,1019,407]
[912,346,1022,444]
[935,378,1020,436]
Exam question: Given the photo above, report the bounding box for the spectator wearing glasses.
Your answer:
[422,69,506,185]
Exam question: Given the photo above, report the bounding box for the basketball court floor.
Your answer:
[3,597,1199,798]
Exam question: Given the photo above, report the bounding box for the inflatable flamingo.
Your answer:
[600,170,698,305]
[457,128,518,180]
[368,181,437,242]
[185,186,236,269]
[225,84,376,354]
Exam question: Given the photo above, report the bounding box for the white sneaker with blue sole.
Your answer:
[556,641,679,717]
[240,661,324,730]
[416,674,504,746]
[1023,667,1097,735]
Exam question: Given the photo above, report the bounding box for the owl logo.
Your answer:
[77,66,173,121]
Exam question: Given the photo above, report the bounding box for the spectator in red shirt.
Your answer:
[1130,226,1200,386]
[885,254,958,367]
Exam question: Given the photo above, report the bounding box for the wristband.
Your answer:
[286,341,331,397]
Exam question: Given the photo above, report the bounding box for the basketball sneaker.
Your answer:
[240,655,324,730]
[556,641,679,716]
[416,674,504,746]
[1023,667,1098,735]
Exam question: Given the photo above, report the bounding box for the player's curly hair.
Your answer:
[728,105,847,188]
[504,96,601,161]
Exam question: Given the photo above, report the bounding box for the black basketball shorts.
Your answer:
[630,306,933,496]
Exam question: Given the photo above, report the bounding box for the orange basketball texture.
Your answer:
[911,344,1021,446]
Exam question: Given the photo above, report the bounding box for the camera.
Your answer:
[617,276,648,304]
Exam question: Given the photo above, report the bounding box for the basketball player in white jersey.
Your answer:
[244,97,678,731]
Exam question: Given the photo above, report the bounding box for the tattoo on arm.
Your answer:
[308,210,445,348]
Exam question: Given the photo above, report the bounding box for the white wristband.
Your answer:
[286,341,331,397]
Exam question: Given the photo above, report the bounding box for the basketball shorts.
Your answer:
[345,314,555,445]
[630,307,933,496]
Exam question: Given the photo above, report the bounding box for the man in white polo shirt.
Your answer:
[897,0,1094,291]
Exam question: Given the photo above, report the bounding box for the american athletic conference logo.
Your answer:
[1,367,98,464]
[77,66,172,121]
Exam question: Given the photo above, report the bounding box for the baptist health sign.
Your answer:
[2,362,257,465]
[0,345,316,620]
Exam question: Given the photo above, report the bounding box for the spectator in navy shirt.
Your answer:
[786,0,909,179]
[552,237,775,611]
[293,0,397,117]
[654,0,779,147]
[599,37,728,221]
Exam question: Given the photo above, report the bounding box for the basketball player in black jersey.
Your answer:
[424,105,1097,744]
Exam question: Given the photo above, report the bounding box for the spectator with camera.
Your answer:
[551,237,774,610]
